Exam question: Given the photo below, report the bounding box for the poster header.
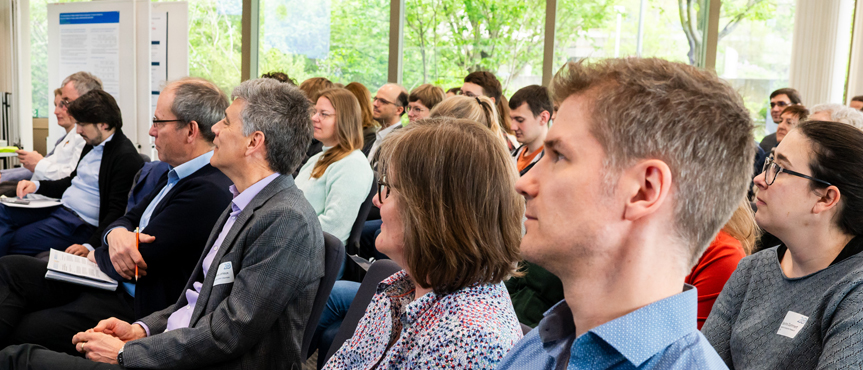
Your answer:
[59,12,120,25]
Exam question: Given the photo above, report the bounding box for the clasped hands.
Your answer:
[72,317,147,364]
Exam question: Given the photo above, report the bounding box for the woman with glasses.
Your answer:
[323,118,524,369]
[703,120,863,369]
[296,88,374,247]
[406,84,445,124]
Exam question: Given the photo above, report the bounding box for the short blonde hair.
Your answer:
[430,95,501,135]
[378,118,523,295]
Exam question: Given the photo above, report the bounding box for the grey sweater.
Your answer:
[703,238,863,370]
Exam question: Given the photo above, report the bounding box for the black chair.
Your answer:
[341,174,378,282]
[521,323,532,335]
[322,259,402,365]
[302,232,345,360]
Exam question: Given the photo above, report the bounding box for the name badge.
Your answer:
[213,262,235,286]
[777,311,809,339]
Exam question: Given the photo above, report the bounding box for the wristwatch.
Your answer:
[117,345,125,367]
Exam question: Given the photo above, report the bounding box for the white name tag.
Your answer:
[777,311,809,339]
[213,262,235,286]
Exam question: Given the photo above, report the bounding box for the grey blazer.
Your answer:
[123,174,324,370]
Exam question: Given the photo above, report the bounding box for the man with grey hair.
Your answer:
[0,78,324,370]
[0,72,99,186]
[0,77,233,355]
[809,103,863,129]
[498,58,753,369]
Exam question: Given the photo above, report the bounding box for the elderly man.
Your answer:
[0,78,233,355]
[0,78,323,369]
[808,103,863,129]
[497,58,754,369]
[0,90,142,257]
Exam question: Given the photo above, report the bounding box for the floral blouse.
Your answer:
[323,270,523,369]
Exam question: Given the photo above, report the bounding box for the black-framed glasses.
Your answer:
[378,176,391,204]
[770,101,790,108]
[152,117,184,128]
[762,158,833,187]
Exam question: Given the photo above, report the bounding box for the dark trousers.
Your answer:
[0,205,95,257]
[0,256,135,355]
[0,344,122,370]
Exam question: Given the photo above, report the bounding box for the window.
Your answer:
[187,0,243,95]
[258,0,390,92]
[402,0,545,96]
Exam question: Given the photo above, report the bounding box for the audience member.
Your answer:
[508,85,551,176]
[0,72,97,189]
[0,90,143,257]
[430,95,506,148]
[367,83,408,165]
[776,104,809,144]
[296,88,374,245]
[686,199,755,330]
[0,77,233,354]
[0,78,324,369]
[323,118,523,369]
[462,71,516,149]
[497,58,754,369]
[809,103,863,129]
[704,121,863,368]
[406,83,445,124]
[849,95,863,110]
[344,82,379,156]
[760,88,802,153]
[446,87,461,97]
[260,71,297,86]
[298,77,336,168]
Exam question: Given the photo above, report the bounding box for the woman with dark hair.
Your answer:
[461,71,517,150]
[344,82,379,156]
[703,121,863,369]
[323,118,524,369]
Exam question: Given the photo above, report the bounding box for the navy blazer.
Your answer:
[36,129,144,246]
[95,164,233,318]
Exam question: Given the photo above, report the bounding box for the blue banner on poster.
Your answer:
[59,12,120,25]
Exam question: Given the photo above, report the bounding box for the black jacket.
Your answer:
[36,129,143,246]
[95,164,233,318]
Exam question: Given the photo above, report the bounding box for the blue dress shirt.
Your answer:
[46,134,114,226]
[496,285,728,370]
[115,151,214,297]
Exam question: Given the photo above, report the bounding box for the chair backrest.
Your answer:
[521,323,532,335]
[302,232,344,360]
[345,173,377,255]
[323,259,403,364]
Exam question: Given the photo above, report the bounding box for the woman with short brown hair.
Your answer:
[323,117,524,369]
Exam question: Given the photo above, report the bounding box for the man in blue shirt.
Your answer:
[0,89,142,257]
[497,58,755,369]
[0,78,234,355]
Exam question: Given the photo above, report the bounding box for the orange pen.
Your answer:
[134,227,139,282]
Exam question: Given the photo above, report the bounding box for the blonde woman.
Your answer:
[430,95,508,149]
[296,88,374,245]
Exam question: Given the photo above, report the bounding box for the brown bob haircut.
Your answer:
[551,58,755,269]
[377,118,523,295]
[344,82,378,130]
[299,77,334,103]
[781,104,809,121]
[408,84,446,111]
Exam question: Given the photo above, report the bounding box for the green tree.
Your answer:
[678,0,775,65]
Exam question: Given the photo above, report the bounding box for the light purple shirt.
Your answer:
[136,173,280,336]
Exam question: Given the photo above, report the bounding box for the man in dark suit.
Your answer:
[0,89,143,257]
[0,78,324,369]
[0,78,233,355]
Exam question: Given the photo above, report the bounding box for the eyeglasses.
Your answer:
[408,105,427,114]
[313,110,333,119]
[373,96,401,107]
[770,101,790,108]
[378,175,392,204]
[152,117,184,128]
[761,157,833,187]
[59,99,71,110]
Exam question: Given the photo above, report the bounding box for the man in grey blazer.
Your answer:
[0,78,323,369]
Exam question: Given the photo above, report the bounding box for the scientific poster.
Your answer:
[58,12,121,99]
[151,11,168,115]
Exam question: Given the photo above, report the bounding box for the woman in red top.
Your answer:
[686,199,756,329]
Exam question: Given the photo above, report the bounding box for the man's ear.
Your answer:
[812,185,841,215]
[186,121,200,143]
[621,159,673,221]
[539,111,551,126]
[98,123,111,132]
[245,131,266,157]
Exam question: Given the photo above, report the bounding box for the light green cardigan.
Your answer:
[295,148,374,244]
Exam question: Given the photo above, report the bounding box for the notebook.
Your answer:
[44,249,118,291]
